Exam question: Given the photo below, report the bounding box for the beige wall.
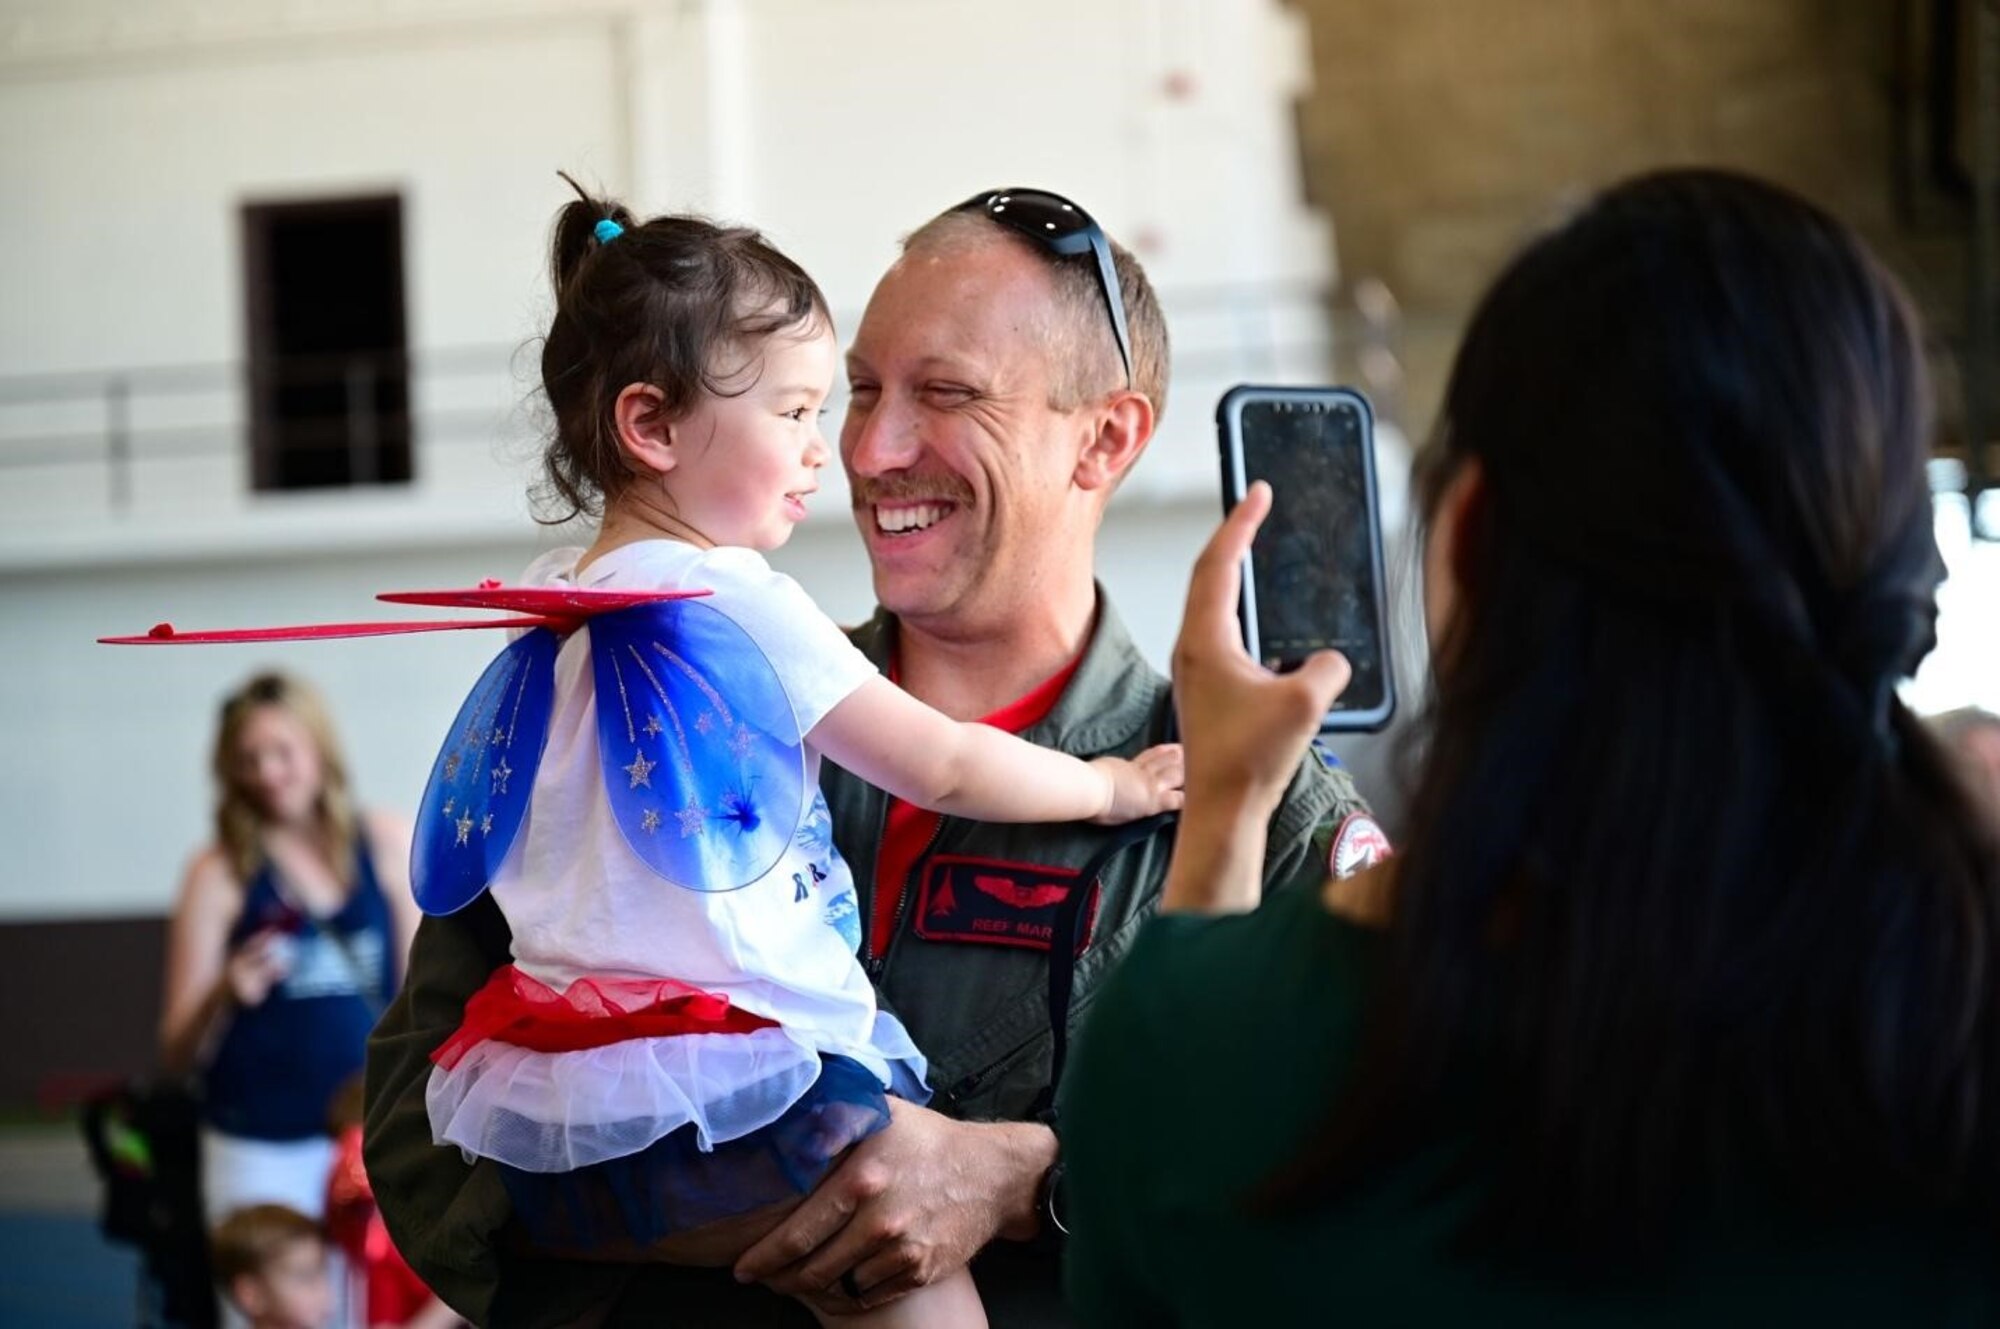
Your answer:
[1289,0,1970,442]
[0,0,1334,921]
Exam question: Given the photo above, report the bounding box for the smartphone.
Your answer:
[1216,384,1396,733]
[246,899,306,970]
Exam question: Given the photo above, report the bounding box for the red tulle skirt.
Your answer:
[430,965,778,1069]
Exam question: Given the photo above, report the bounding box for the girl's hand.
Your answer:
[224,927,295,1008]
[1162,483,1351,912]
[1088,745,1186,824]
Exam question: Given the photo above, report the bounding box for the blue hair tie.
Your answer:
[594,218,625,245]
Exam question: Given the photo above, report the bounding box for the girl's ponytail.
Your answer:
[550,171,636,296]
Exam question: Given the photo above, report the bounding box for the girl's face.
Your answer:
[664,323,837,551]
[231,705,325,828]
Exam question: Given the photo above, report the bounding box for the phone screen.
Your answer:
[1237,395,1387,715]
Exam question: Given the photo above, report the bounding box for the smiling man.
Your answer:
[365,190,1373,1328]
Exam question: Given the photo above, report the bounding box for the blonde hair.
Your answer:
[210,671,357,887]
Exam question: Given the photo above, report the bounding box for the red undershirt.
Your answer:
[867,649,1086,958]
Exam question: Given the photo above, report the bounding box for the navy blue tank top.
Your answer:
[204,837,396,1141]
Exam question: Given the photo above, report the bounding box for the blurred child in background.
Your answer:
[210,1205,335,1329]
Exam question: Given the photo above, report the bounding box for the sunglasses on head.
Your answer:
[956,188,1134,391]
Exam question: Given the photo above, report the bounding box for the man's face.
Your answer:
[841,238,1095,633]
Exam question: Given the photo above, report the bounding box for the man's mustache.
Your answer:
[850,475,976,509]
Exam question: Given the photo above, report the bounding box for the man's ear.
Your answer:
[613,383,675,476]
[1073,390,1155,492]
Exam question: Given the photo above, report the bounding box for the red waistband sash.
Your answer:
[431,964,778,1068]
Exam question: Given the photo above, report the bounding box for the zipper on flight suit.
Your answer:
[863,813,946,980]
[937,1028,1045,1114]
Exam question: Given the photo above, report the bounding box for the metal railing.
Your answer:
[0,342,519,510]
[0,281,1392,522]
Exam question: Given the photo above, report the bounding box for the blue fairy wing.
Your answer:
[411,630,557,915]
[590,600,807,892]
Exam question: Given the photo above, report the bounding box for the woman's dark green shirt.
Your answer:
[1061,883,1998,1327]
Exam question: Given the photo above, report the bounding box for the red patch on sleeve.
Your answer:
[1329,813,1393,879]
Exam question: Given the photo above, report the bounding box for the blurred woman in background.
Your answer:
[160,671,417,1229]
[1064,170,2000,1324]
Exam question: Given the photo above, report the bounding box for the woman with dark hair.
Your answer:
[1062,170,2000,1322]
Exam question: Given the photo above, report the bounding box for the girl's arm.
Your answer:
[809,675,1182,826]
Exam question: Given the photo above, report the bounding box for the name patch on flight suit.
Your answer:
[913,855,1099,954]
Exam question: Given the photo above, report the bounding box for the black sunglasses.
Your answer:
[957,188,1134,390]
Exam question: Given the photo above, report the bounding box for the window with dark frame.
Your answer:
[242,194,413,491]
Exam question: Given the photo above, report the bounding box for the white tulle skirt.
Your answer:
[422,963,927,1247]
[428,1011,924,1172]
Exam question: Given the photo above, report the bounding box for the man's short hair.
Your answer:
[210,1204,324,1286]
[902,209,1170,418]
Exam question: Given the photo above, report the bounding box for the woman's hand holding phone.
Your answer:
[1164,482,1351,915]
[224,927,296,1007]
[1217,384,1395,731]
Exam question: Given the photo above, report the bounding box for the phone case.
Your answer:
[1215,384,1397,734]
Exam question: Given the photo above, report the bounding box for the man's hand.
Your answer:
[732,1098,1055,1312]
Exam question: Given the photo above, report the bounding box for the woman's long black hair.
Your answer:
[1262,170,2000,1265]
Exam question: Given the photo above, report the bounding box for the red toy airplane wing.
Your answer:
[98,617,556,645]
[99,585,712,645]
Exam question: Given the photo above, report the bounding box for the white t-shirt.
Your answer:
[489,540,882,1044]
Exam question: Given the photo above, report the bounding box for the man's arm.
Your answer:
[367,898,650,1326]
[364,892,636,1329]
[1262,747,1379,894]
[362,896,516,1325]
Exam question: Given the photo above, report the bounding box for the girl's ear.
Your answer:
[613,383,674,475]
